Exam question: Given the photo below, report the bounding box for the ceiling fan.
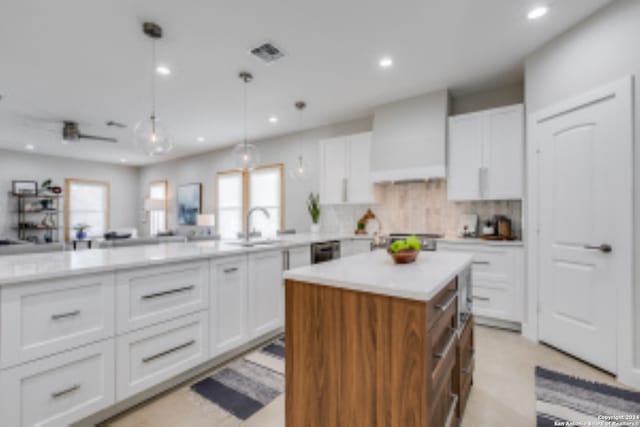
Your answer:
[62,121,118,143]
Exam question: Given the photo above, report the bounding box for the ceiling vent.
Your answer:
[250,42,285,64]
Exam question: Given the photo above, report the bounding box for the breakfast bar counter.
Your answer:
[283,250,474,427]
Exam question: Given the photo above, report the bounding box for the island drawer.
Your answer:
[426,277,458,331]
[116,311,209,400]
[457,317,475,417]
[0,339,115,427]
[429,357,458,427]
[428,292,458,395]
[116,261,209,333]
[0,273,115,368]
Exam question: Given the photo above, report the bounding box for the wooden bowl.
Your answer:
[389,249,419,264]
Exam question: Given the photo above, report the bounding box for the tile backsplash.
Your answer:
[321,179,522,238]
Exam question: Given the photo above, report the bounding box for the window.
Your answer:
[65,178,110,240]
[216,164,284,239]
[148,180,168,236]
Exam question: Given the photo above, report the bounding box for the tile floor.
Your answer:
[104,325,625,427]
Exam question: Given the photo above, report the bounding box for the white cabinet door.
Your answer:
[319,137,347,204]
[1,273,115,368]
[116,312,209,400]
[0,340,115,427]
[484,105,524,200]
[248,250,284,339]
[116,261,209,334]
[341,239,372,257]
[346,132,374,204]
[447,104,523,201]
[210,256,248,356]
[448,113,484,201]
[287,245,311,269]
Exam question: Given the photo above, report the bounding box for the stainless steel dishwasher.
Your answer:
[311,240,341,264]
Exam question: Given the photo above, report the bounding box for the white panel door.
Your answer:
[319,137,347,204]
[535,79,632,373]
[210,256,248,356]
[447,114,484,200]
[346,132,374,204]
[248,250,284,339]
[485,105,524,200]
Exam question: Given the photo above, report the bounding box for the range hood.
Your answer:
[370,89,449,183]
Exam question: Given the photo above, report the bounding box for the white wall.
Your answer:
[0,149,140,239]
[451,82,524,116]
[137,117,372,236]
[524,0,640,384]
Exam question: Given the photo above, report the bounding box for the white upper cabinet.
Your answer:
[448,104,524,201]
[319,132,374,205]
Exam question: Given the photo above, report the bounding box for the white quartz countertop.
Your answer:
[0,232,373,286]
[284,250,473,301]
[438,237,524,247]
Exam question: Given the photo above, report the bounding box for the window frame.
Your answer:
[149,179,169,235]
[64,178,111,241]
[215,163,285,237]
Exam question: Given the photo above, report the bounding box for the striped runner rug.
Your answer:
[191,337,285,421]
[536,366,640,426]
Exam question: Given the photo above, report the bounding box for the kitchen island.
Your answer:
[284,250,474,427]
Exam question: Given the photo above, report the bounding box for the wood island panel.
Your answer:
[285,279,430,427]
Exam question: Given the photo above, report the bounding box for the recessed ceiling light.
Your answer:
[156,65,171,76]
[25,144,35,151]
[268,116,278,124]
[527,5,548,20]
[379,57,393,68]
[196,136,205,142]
[120,158,127,163]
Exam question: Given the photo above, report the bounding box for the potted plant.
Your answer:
[388,235,422,264]
[307,193,321,233]
[73,223,91,240]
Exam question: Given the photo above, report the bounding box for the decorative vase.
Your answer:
[76,230,87,240]
[310,223,320,234]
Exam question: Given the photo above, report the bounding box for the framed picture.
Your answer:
[177,183,202,226]
[12,180,38,195]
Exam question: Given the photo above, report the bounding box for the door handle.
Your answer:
[584,243,612,253]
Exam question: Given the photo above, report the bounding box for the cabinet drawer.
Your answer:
[1,274,115,368]
[429,358,458,427]
[457,318,474,418]
[429,294,458,396]
[116,261,209,333]
[472,283,515,321]
[426,278,458,330]
[470,250,515,283]
[116,311,209,400]
[0,340,115,427]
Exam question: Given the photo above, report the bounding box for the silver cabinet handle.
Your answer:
[478,167,483,198]
[444,393,459,427]
[223,267,239,273]
[472,261,490,265]
[482,167,489,197]
[141,285,194,300]
[435,291,457,312]
[462,349,475,374]
[434,327,457,359]
[51,384,80,399]
[341,178,348,202]
[142,340,195,363]
[584,243,612,253]
[51,310,80,320]
[283,251,290,271]
[473,295,490,302]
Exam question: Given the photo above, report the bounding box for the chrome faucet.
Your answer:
[245,207,270,242]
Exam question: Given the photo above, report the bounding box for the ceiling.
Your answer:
[0,0,611,166]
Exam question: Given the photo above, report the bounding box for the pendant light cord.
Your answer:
[243,77,248,149]
[150,39,157,125]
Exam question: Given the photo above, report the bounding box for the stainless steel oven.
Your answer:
[311,240,340,264]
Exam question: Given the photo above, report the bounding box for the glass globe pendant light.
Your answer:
[288,101,310,181]
[134,22,173,156]
[232,71,260,170]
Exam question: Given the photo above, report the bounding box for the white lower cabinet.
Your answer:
[0,273,115,369]
[248,250,284,339]
[116,311,209,400]
[341,238,372,257]
[0,339,115,427]
[116,261,209,334]
[287,245,311,269]
[210,256,248,357]
[438,242,524,323]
